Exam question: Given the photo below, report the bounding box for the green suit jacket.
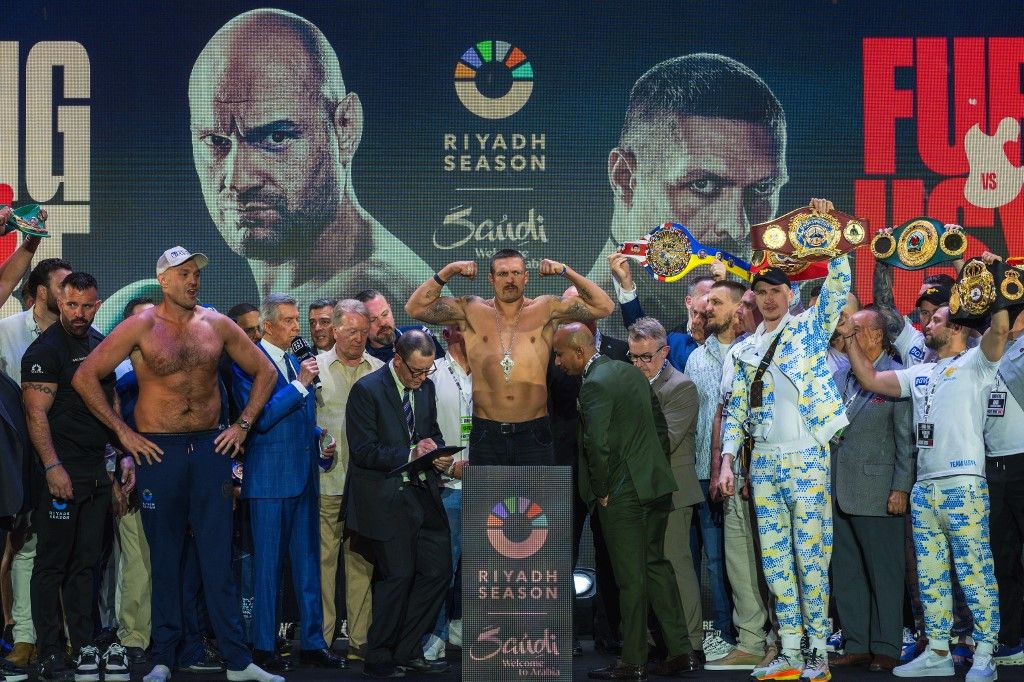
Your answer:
[577,355,677,509]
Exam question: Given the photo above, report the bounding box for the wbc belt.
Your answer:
[0,204,49,238]
[950,258,1024,329]
[870,217,966,270]
[752,206,868,262]
[618,222,752,282]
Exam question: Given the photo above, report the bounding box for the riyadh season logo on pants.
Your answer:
[487,496,548,559]
[141,489,156,510]
[455,40,533,119]
[49,498,70,520]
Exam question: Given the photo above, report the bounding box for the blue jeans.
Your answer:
[690,479,734,642]
[431,487,462,641]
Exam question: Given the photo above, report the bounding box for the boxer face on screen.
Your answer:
[189,9,361,263]
[609,116,786,260]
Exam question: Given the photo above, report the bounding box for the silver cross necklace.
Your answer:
[495,300,524,383]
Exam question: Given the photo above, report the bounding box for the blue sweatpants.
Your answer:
[135,430,251,671]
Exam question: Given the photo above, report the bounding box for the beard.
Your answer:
[373,327,396,347]
[924,332,947,350]
[212,157,338,263]
[704,317,731,337]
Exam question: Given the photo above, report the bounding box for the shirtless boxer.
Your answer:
[405,248,614,465]
[72,247,282,682]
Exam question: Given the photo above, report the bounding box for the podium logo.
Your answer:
[487,496,548,559]
[455,40,533,119]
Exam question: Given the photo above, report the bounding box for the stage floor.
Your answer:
[121,641,1024,681]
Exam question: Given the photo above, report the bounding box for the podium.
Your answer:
[462,465,573,680]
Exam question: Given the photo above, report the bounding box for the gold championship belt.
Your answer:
[950,258,1024,329]
[618,222,752,282]
[752,206,868,262]
[870,217,966,270]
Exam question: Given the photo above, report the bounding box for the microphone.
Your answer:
[289,336,322,390]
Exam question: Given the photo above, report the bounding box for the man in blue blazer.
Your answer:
[345,330,452,678]
[232,293,345,672]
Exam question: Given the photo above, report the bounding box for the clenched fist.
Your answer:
[442,261,478,280]
[539,259,568,277]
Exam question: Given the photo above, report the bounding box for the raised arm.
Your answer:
[543,259,614,322]
[0,231,44,309]
[812,255,853,340]
[405,261,474,324]
[607,252,646,328]
[872,241,907,342]
[838,317,903,398]
[980,252,1011,362]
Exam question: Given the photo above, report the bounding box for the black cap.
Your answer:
[915,284,951,309]
[751,267,791,289]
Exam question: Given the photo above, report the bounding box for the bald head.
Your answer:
[553,322,597,376]
[190,9,345,110]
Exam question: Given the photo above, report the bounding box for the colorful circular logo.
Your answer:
[455,40,533,119]
[486,496,548,559]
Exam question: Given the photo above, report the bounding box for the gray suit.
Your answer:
[830,352,913,659]
[651,365,704,649]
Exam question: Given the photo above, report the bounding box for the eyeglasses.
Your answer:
[627,345,667,364]
[405,365,437,379]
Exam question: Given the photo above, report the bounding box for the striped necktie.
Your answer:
[403,387,415,442]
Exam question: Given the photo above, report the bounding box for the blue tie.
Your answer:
[403,387,415,442]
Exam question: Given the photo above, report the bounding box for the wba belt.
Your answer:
[618,222,751,282]
[752,205,868,261]
[870,217,966,270]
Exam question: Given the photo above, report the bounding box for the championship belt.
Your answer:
[749,250,828,282]
[618,222,752,282]
[0,204,49,238]
[752,206,868,262]
[949,258,1024,329]
[870,218,966,270]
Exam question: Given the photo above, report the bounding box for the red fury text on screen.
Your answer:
[856,37,1024,311]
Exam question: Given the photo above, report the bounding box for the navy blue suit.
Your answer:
[344,366,450,669]
[232,343,326,652]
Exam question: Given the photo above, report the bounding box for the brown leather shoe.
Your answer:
[651,652,701,675]
[828,652,871,666]
[868,654,899,672]
[588,663,647,680]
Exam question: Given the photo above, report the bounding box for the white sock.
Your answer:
[225,663,286,682]
[143,664,172,682]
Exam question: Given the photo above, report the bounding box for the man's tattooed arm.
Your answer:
[23,382,55,396]
[872,259,906,342]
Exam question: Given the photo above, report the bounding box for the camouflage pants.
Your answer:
[750,442,832,652]
[911,476,999,654]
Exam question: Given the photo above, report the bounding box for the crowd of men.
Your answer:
[0,202,1022,682]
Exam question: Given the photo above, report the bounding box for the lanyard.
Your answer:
[923,350,965,421]
[446,360,473,412]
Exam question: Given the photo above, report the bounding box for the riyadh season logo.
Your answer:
[49,498,69,520]
[455,40,533,119]
[141,489,155,510]
[486,496,548,559]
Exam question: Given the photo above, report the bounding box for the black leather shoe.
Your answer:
[398,656,449,674]
[650,652,701,675]
[298,647,348,668]
[124,646,148,665]
[252,649,293,672]
[362,663,406,678]
[588,663,647,680]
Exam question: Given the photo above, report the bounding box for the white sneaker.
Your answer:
[448,619,462,647]
[966,653,998,682]
[703,631,736,661]
[423,634,446,661]
[893,648,955,677]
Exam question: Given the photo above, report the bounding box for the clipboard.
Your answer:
[388,446,465,478]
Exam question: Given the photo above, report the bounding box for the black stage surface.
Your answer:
[121,641,1024,681]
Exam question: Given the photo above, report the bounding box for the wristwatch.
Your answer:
[237,418,252,432]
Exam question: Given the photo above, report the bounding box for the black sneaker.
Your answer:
[102,643,130,682]
[37,652,74,682]
[0,654,28,681]
[124,645,149,664]
[74,645,102,682]
[184,641,225,674]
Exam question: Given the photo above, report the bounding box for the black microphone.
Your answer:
[289,336,322,390]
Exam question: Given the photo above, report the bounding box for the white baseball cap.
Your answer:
[156,246,209,276]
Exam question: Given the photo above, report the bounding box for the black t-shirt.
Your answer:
[21,322,114,475]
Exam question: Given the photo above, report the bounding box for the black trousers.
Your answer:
[31,477,111,657]
[469,416,555,466]
[988,452,1024,645]
[366,486,451,668]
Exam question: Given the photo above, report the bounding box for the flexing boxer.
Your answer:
[405,249,613,465]
[72,247,281,682]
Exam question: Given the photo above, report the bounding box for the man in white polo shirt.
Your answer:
[842,252,1009,682]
